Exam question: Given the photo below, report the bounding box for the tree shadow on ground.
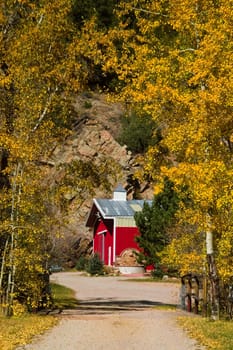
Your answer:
[52,298,177,315]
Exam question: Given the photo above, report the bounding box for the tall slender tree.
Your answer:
[0,0,92,314]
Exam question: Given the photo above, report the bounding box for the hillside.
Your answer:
[45,93,153,266]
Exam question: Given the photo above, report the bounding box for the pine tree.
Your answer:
[135,177,179,267]
[118,110,161,154]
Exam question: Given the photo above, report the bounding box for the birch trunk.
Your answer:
[5,161,23,316]
[207,253,220,320]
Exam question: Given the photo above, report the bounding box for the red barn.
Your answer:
[86,185,152,268]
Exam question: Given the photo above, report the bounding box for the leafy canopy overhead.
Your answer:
[84,0,233,279]
[0,0,114,314]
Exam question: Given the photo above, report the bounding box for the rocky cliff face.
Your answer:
[46,93,152,266]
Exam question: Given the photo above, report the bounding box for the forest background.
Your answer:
[0,0,232,315]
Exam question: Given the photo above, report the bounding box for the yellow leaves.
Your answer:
[0,131,40,162]
[0,314,58,350]
[0,75,12,89]
[169,1,199,31]
[12,301,27,317]
[102,0,233,279]
[153,181,164,196]
[161,161,232,211]
[159,161,233,277]
[161,234,205,276]
[0,11,4,24]
[178,317,223,350]
[17,0,31,4]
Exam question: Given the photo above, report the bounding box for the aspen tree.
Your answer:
[0,0,88,314]
[86,0,233,281]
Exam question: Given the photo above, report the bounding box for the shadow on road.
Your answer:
[48,298,177,316]
[77,299,176,314]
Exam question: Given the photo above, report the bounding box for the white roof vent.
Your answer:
[113,184,127,201]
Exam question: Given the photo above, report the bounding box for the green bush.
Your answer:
[75,256,88,271]
[151,268,164,279]
[118,110,160,154]
[85,254,104,275]
[83,101,92,109]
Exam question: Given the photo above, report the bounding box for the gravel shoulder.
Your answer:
[19,272,205,350]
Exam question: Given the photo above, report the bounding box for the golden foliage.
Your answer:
[0,0,97,313]
[85,0,233,277]
[179,316,233,350]
[0,315,57,350]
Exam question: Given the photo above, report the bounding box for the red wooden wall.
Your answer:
[93,219,113,265]
[115,226,140,257]
[93,218,140,266]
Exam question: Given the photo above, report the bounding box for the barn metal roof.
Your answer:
[94,198,152,218]
[85,184,153,227]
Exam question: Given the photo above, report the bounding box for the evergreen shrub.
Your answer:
[75,256,88,271]
[85,253,104,275]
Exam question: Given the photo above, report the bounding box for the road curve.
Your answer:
[19,272,205,350]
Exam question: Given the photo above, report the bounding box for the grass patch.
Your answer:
[0,314,57,350]
[179,316,233,350]
[122,277,179,283]
[153,304,177,311]
[0,283,78,349]
[51,283,79,309]
[122,277,161,283]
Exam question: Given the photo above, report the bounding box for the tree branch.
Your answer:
[38,14,44,26]
[179,48,196,53]
[132,7,168,17]
[31,86,58,134]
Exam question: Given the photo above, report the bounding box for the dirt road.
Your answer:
[20,272,205,350]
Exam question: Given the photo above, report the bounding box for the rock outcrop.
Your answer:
[46,93,153,266]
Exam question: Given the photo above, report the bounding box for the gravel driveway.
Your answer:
[20,272,205,350]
